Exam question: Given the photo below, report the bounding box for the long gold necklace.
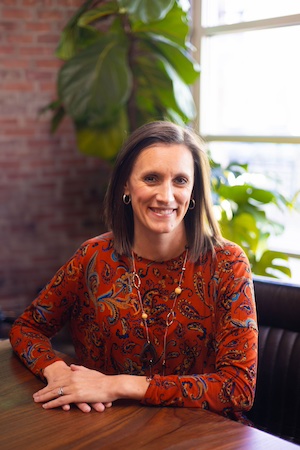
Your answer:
[131,248,189,377]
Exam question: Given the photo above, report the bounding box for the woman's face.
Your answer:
[125,143,194,242]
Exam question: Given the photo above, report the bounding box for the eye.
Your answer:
[175,176,188,185]
[144,174,158,183]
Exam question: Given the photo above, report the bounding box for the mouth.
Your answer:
[149,208,176,216]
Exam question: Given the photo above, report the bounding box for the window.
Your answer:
[193,1,300,282]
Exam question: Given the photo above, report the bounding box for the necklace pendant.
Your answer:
[142,312,148,320]
[140,341,157,367]
[174,286,182,295]
[166,310,176,327]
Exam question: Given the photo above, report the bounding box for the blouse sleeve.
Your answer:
[142,244,258,420]
[9,241,89,380]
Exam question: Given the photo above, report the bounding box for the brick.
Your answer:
[2,82,34,91]
[19,46,55,56]
[38,81,57,91]
[25,22,52,32]
[26,70,55,81]
[37,11,63,21]
[1,59,31,68]
[23,0,53,6]
[58,0,83,7]
[35,59,62,69]
[2,8,33,20]
[1,0,18,5]
[0,45,15,54]
[0,21,19,32]
[37,34,60,44]
[7,34,35,44]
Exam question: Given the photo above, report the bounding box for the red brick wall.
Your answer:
[0,0,111,317]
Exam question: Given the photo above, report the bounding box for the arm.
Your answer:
[33,363,149,410]
[34,245,257,417]
[142,244,258,419]
[9,243,88,379]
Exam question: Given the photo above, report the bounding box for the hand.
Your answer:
[33,361,112,413]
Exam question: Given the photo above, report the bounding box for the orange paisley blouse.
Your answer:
[10,232,258,422]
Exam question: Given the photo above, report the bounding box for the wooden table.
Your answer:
[0,340,298,450]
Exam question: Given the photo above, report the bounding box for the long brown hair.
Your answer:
[104,121,223,261]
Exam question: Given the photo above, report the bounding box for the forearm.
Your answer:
[34,365,150,412]
[10,318,62,380]
[116,374,150,401]
[142,367,255,414]
[142,327,258,413]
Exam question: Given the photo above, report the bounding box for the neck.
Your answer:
[133,233,188,261]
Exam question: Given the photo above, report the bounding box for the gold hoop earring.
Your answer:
[189,198,195,210]
[123,194,131,205]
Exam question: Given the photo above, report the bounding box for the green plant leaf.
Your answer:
[58,33,131,124]
[220,212,260,252]
[56,26,102,60]
[50,105,66,133]
[134,50,190,122]
[118,0,175,23]
[55,0,100,60]
[75,110,128,159]
[253,250,291,278]
[132,1,189,47]
[144,33,200,84]
[159,56,196,119]
[78,3,119,27]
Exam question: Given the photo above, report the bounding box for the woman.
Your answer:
[10,121,258,421]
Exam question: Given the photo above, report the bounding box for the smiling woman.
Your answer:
[10,121,258,425]
[123,143,194,259]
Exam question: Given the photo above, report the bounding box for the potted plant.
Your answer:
[46,0,297,279]
[46,0,200,159]
[211,160,296,278]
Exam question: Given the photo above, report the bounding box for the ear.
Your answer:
[124,182,130,195]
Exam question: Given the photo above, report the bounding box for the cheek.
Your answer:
[130,187,150,207]
[181,189,193,205]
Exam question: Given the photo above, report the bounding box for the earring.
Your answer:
[123,194,131,205]
[189,198,195,210]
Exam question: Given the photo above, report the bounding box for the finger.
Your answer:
[70,364,84,371]
[62,404,71,411]
[91,402,105,412]
[33,386,51,397]
[34,387,65,403]
[42,397,70,409]
[75,402,92,413]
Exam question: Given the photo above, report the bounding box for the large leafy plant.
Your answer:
[47,0,200,159]
[211,160,295,278]
[47,0,296,279]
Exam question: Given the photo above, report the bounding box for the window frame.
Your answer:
[191,2,300,274]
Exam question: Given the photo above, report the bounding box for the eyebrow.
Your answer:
[140,168,193,177]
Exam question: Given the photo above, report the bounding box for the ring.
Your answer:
[58,387,64,396]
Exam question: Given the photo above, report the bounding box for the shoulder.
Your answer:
[74,232,115,260]
[212,239,252,278]
[214,239,249,261]
[82,231,114,249]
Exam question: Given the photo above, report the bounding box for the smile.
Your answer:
[150,208,176,216]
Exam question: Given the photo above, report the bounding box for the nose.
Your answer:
[156,181,175,203]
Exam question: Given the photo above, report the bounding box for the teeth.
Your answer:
[151,208,174,215]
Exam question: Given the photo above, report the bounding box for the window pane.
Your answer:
[200,26,300,136]
[209,141,300,262]
[202,0,300,27]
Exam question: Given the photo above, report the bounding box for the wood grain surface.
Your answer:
[0,340,298,450]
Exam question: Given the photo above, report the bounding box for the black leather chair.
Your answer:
[247,276,300,444]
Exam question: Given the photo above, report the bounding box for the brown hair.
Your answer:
[104,121,223,262]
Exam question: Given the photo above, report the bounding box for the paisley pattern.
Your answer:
[10,232,258,422]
